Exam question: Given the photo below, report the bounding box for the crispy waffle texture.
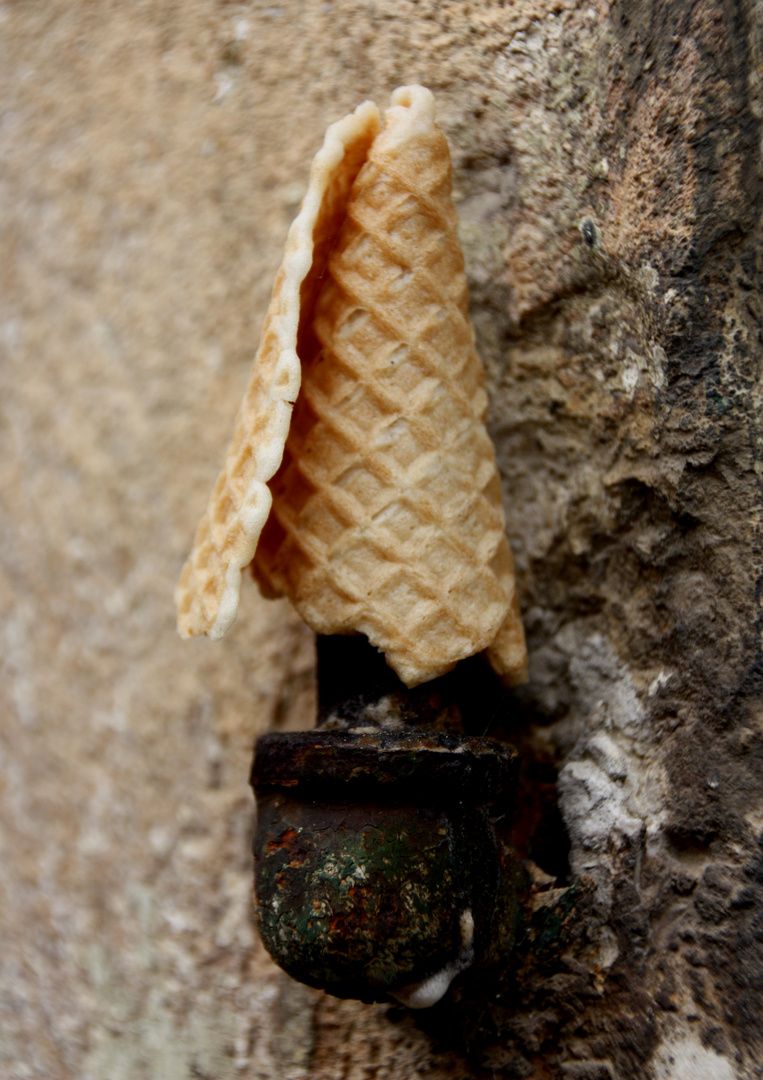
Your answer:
[176,85,527,687]
[175,100,381,640]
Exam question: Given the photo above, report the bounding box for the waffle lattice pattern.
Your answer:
[176,103,381,639]
[254,107,522,685]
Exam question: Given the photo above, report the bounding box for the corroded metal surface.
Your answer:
[255,796,467,1000]
[251,727,520,1005]
[252,728,518,800]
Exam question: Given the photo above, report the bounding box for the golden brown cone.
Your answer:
[177,86,527,688]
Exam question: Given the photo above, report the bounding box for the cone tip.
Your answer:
[382,85,437,145]
[390,84,436,114]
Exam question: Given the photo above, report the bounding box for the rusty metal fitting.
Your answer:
[251,723,521,1007]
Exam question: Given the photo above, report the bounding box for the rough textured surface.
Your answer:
[2,1,763,1078]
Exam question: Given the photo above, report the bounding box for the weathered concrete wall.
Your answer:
[2,2,762,1077]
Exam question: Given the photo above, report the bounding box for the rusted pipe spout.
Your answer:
[250,636,522,1007]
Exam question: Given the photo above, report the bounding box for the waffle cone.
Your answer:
[177,86,527,688]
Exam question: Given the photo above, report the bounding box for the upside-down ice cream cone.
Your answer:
[176,85,527,688]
